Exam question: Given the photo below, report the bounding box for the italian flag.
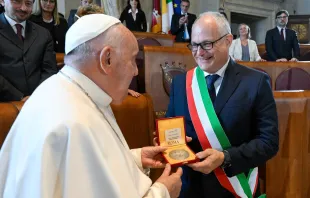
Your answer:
[161,0,174,34]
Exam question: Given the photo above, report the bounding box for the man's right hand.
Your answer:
[156,164,183,198]
[179,16,186,26]
[276,58,288,62]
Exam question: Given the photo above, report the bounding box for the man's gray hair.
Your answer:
[196,12,231,36]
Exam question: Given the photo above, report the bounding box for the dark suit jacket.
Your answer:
[0,13,57,101]
[29,14,68,53]
[166,60,279,198]
[171,13,196,42]
[265,27,300,61]
[67,9,77,28]
[119,8,147,32]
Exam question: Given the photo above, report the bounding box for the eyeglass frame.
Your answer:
[41,0,56,4]
[187,33,229,52]
[276,16,288,19]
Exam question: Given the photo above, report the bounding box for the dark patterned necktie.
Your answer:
[280,28,284,40]
[15,24,24,41]
[206,74,220,104]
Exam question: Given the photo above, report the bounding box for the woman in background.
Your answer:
[119,0,147,32]
[76,4,141,98]
[30,0,68,53]
[229,23,265,61]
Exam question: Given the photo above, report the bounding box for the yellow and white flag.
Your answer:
[161,0,174,33]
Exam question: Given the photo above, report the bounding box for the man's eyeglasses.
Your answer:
[187,34,228,52]
[276,16,288,19]
[41,0,56,4]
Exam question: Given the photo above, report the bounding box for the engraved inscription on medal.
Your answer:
[165,128,182,146]
[169,149,190,160]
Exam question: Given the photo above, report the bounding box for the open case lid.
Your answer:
[156,116,186,147]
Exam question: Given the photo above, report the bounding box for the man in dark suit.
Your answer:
[166,12,279,198]
[171,0,196,42]
[265,10,300,62]
[0,0,57,101]
[68,0,93,27]
[0,0,4,15]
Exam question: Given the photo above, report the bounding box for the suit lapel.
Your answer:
[0,13,23,49]
[24,21,37,54]
[214,59,241,115]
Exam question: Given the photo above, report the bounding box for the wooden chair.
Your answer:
[238,61,310,90]
[133,31,174,47]
[275,68,310,90]
[56,53,65,70]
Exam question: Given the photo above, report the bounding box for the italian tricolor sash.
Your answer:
[186,67,264,198]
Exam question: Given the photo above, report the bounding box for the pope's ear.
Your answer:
[99,46,112,74]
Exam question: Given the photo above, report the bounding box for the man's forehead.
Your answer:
[192,20,219,41]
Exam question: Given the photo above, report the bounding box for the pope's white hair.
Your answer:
[196,12,231,36]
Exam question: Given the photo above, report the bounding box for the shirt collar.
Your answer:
[181,11,187,15]
[60,65,112,108]
[128,9,138,14]
[277,26,286,31]
[203,57,230,78]
[4,13,26,29]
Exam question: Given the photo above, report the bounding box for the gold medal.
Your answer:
[168,149,190,160]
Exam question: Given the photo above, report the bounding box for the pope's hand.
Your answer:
[141,146,167,168]
[156,164,183,198]
[187,149,224,174]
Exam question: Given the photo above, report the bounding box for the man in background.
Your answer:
[68,0,93,27]
[0,0,57,101]
[265,10,300,62]
[0,0,4,14]
[171,0,196,42]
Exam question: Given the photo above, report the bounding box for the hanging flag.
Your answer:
[161,0,174,34]
[151,0,162,33]
[173,0,181,14]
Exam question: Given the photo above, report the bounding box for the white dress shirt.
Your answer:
[203,58,230,95]
[4,13,26,37]
[128,8,138,21]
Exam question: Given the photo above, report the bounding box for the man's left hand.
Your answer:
[141,146,167,169]
[289,58,298,62]
[187,149,225,174]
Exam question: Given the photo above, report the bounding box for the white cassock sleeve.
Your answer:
[130,149,170,198]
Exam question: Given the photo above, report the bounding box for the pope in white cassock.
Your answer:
[0,14,183,198]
